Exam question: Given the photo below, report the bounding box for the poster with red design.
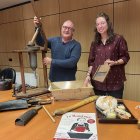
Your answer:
[53,112,98,140]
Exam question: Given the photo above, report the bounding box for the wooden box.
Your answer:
[93,63,110,82]
[49,80,94,100]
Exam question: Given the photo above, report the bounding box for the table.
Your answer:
[0,90,140,140]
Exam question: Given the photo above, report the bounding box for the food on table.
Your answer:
[96,96,131,119]
[117,104,125,110]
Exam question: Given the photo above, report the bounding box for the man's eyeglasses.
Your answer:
[62,26,74,31]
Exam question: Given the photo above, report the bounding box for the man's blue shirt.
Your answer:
[36,35,81,82]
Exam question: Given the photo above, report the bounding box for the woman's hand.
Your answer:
[105,59,118,66]
[83,75,91,87]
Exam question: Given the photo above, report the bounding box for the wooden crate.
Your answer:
[49,80,94,100]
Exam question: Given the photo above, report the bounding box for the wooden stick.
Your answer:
[43,105,56,123]
[53,96,98,116]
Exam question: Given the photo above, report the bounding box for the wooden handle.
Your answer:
[28,28,40,46]
[53,96,98,116]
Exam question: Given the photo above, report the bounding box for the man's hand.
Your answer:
[33,16,42,27]
[43,57,52,65]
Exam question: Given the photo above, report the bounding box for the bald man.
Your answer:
[34,17,81,82]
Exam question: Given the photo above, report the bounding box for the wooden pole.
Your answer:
[18,52,26,94]
[30,0,49,88]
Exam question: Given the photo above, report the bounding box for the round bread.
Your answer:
[96,96,117,111]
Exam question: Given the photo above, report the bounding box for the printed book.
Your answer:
[53,112,98,140]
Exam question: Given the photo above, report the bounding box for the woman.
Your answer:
[84,12,130,99]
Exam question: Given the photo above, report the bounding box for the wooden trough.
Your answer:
[49,80,94,100]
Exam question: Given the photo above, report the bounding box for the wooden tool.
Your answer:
[43,105,56,123]
[13,0,49,96]
[27,27,40,46]
[30,0,48,88]
[93,63,110,82]
[31,0,48,51]
[53,96,98,116]
[15,106,42,126]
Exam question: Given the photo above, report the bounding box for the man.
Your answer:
[34,17,81,82]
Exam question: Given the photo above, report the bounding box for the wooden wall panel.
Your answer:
[114,0,129,2]
[125,52,140,74]
[23,19,36,45]
[60,0,86,12]
[43,15,60,37]
[114,0,140,51]
[76,71,87,81]
[0,24,7,52]
[123,75,140,101]
[2,6,23,23]
[86,0,113,7]
[36,0,59,16]
[59,0,113,12]
[22,0,59,19]
[8,52,30,68]
[78,53,89,71]
[0,53,8,66]
[6,21,25,51]
[7,52,19,67]
[22,3,35,19]
[0,11,3,24]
